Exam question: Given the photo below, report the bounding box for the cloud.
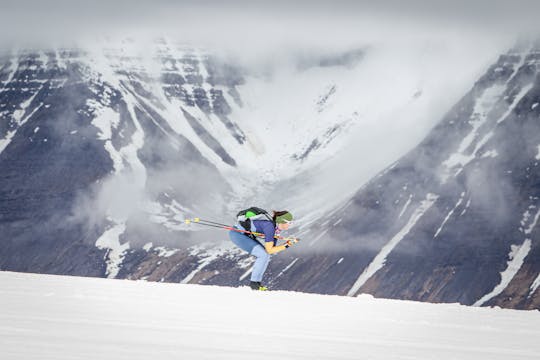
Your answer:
[1,0,539,51]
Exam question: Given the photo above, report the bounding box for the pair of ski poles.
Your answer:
[184,217,300,245]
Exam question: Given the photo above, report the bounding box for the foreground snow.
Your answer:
[1,272,539,360]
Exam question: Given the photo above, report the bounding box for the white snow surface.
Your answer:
[1,271,539,360]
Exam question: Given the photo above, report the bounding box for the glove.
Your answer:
[284,238,298,248]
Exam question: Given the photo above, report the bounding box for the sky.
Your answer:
[1,0,540,51]
[1,1,538,77]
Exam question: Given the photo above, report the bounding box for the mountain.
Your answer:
[273,40,540,310]
[0,41,237,277]
[1,38,538,310]
[0,39,379,274]
[3,271,539,360]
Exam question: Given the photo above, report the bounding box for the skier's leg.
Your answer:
[228,231,270,284]
[229,230,258,254]
[250,244,270,282]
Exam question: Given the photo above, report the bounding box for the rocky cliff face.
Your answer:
[1,39,539,310]
[0,42,239,277]
[272,41,540,310]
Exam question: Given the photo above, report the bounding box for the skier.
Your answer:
[229,209,294,290]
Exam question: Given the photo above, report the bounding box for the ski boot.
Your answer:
[250,281,268,291]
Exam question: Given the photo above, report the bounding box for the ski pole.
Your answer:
[192,218,230,227]
[187,217,299,241]
[184,218,300,243]
[195,217,299,242]
[185,218,267,238]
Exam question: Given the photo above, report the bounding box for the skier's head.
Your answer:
[273,210,293,230]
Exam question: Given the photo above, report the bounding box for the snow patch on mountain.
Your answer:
[95,221,128,278]
[398,194,413,219]
[496,87,535,126]
[474,239,532,306]
[91,106,124,171]
[460,198,472,216]
[441,83,506,181]
[481,149,498,158]
[140,241,179,257]
[434,192,466,238]
[530,274,540,297]
[275,258,299,280]
[0,50,19,89]
[441,50,535,183]
[525,208,540,235]
[520,205,540,235]
[0,89,43,154]
[89,88,149,275]
[181,245,235,284]
[154,246,179,258]
[347,193,439,296]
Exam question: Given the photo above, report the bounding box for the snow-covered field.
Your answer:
[1,271,539,360]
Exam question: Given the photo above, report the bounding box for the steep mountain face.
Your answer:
[2,38,538,310]
[0,39,384,277]
[0,42,240,276]
[274,41,540,310]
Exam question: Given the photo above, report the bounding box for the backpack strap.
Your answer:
[236,207,275,236]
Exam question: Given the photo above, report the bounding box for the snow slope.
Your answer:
[1,271,539,360]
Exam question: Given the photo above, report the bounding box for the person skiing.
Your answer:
[229,209,294,290]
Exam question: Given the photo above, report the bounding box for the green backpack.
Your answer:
[236,207,274,232]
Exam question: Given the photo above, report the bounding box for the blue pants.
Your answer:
[229,230,270,282]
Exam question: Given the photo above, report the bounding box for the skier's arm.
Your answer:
[260,221,287,254]
[264,241,288,254]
